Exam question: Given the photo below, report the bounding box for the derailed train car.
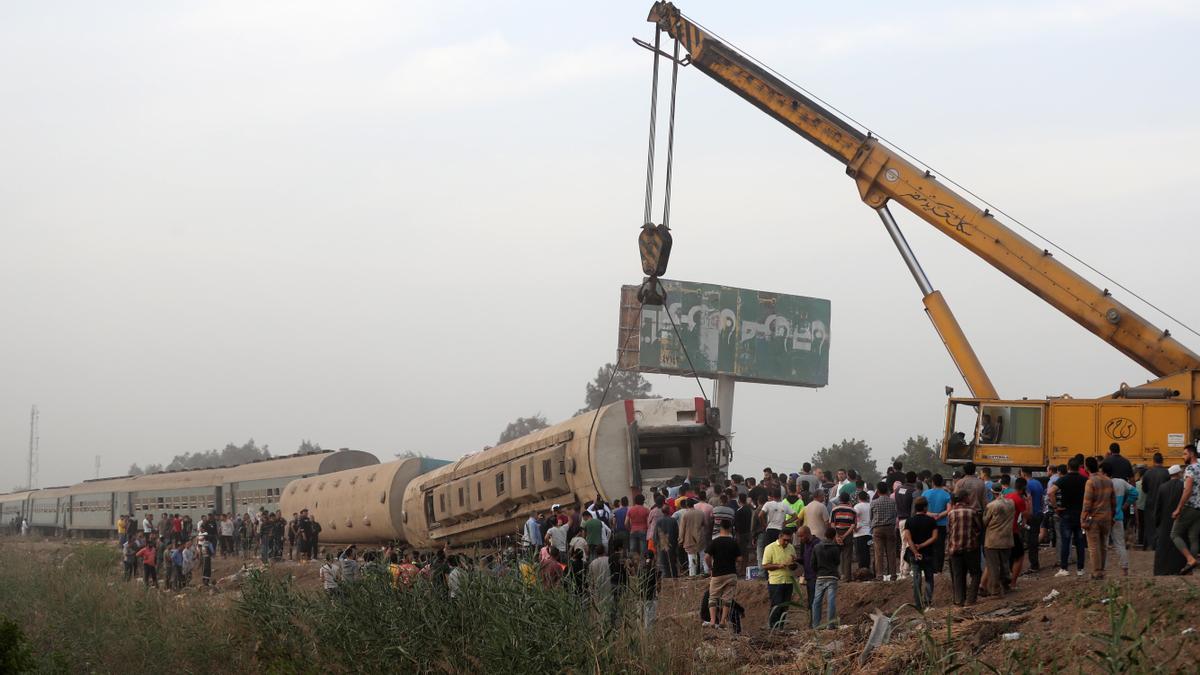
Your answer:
[281,398,729,549]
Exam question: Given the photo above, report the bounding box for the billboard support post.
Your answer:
[715,374,735,439]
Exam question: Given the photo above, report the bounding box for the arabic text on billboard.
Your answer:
[618,280,830,387]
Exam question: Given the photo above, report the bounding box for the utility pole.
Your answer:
[27,405,39,490]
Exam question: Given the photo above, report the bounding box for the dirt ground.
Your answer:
[0,536,327,594]
[652,545,1200,672]
[7,536,1200,671]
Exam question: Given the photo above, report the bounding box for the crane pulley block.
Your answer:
[638,222,673,277]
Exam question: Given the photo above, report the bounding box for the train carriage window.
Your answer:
[496,473,505,495]
[439,493,446,513]
[458,487,465,507]
[477,483,482,502]
[425,492,435,524]
[157,497,164,508]
[558,460,566,476]
[519,465,528,490]
[542,460,552,482]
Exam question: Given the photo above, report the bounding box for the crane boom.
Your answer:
[648,2,1200,379]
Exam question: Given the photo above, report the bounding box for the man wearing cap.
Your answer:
[982,482,1015,596]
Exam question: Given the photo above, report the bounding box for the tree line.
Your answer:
[127,439,324,475]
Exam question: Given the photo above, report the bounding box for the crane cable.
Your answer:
[679,10,1200,342]
[661,35,682,228]
[641,28,661,226]
[634,27,709,400]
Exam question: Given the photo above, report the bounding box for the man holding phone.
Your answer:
[761,528,798,629]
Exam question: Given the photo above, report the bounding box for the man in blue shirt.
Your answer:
[922,474,953,572]
[1020,467,1045,571]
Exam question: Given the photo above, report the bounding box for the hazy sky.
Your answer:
[3,1,1198,489]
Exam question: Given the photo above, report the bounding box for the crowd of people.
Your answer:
[513,441,1200,632]
[98,440,1200,634]
[115,507,325,590]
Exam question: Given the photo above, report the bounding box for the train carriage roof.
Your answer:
[68,449,380,494]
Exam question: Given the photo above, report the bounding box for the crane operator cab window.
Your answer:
[946,401,1045,461]
[980,405,1042,446]
[945,401,981,461]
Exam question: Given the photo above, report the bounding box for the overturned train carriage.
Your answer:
[279,456,450,545]
[408,397,727,548]
[280,398,728,549]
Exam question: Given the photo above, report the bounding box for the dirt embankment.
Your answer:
[0,536,329,594]
[7,536,1200,671]
[652,548,1200,672]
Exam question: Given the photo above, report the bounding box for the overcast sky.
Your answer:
[2,0,1198,489]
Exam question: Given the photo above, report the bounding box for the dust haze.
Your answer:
[2,1,1198,487]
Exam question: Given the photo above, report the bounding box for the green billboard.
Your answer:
[618,280,830,387]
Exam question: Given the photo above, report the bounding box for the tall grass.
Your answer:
[237,564,714,674]
[0,545,721,674]
[0,544,246,673]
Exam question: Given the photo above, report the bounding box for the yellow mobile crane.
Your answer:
[645,2,1200,469]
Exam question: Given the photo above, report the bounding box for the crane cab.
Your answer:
[943,394,1196,470]
[943,398,1048,469]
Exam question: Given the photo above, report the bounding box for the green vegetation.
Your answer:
[811,439,880,484]
[237,566,707,674]
[0,615,34,674]
[0,544,713,674]
[0,544,240,673]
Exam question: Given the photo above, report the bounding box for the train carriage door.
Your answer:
[215,486,223,515]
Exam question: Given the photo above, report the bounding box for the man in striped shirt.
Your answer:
[830,493,858,582]
[945,490,982,606]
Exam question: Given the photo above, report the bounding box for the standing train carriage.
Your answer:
[29,486,71,536]
[0,491,33,534]
[281,398,730,550]
[2,449,380,539]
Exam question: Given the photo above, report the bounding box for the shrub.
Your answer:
[0,614,34,674]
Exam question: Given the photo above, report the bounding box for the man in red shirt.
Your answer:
[1003,476,1028,587]
[627,494,651,557]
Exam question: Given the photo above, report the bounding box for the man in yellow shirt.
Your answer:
[761,528,797,628]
